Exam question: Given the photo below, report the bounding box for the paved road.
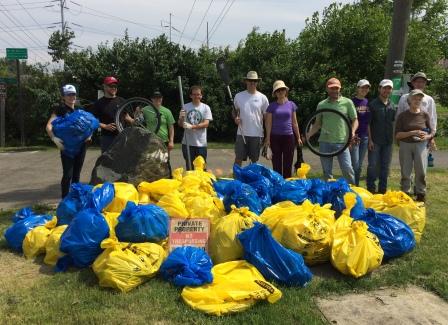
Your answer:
[1,147,446,210]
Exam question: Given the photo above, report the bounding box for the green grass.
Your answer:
[0,169,447,324]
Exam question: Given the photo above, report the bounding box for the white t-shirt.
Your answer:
[397,93,437,132]
[234,90,269,137]
[182,102,213,147]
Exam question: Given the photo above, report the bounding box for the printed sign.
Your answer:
[169,218,210,252]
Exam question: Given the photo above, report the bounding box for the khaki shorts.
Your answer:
[234,135,263,162]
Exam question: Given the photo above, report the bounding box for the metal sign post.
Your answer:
[0,83,6,147]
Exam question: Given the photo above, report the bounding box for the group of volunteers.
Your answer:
[46,71,437,203]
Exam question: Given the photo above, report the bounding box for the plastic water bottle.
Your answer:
[428,153,434,167]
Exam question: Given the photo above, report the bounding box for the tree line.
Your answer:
[1,0,447,145]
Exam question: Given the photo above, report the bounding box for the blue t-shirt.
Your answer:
[352,97,370,138]
[266,100,297,135]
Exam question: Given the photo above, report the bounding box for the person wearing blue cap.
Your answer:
[45,84,89,198]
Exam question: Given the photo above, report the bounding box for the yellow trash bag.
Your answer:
[44,225,68,266]
[296,162,311,179]
[138,179,182,203]
[350,185,374,205]
[157,190,189,218]
[23,216,57,259]
[92,237,166,293]
[104,182,139,213]
[181,260,282,316]
[209,206,260,264]
[183,190,226,220]
[103,212,120,238]
[331,193,357,242]
[261,200,335,265]
[365,191,425,242]
[180,157,216,195]
[331,220,384,278]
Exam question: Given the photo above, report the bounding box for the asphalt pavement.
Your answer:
[0,147,446,210]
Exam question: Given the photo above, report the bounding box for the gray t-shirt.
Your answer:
[182,102,213,147]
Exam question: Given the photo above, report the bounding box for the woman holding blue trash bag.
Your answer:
[46,84,98,198]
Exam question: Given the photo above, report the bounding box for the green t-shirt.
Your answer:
[143,105,175,142]
[316,96,356,143]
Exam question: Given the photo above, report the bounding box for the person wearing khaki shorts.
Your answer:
[233,71,269,165]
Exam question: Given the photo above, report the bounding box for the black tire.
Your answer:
[115,97,161,134]
[304,108,352,158]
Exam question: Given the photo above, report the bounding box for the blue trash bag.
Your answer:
[237,222,313,287]
[56,183,114,226]
[4,208,53,252]
[273,179,311,204]
[91,182,115,212]
[213,178,236,199]
[325,179,365,218]
[159,246,213,287]
[233,163,285,192]
[56,183,94,225]
[306,178,329,205]
[247,177,273,210]
[221,180,263,215]
[115,202,169,243]
[57,208,109,271]
[354,208,416,259]
[52,109,99,158]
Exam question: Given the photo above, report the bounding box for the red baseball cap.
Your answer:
[103,76,119,85]
[326,77,341,89]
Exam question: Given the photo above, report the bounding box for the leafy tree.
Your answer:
[48,29,75,62]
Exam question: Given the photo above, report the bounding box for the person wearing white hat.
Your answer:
[366,79,396,194]
[233,71,269,166]
[397,71,437,151]
[395,89,434,202]
[45,84,90,198]
[349,79,371,186]
[264,80,302,178]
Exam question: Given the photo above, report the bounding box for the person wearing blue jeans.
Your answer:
[367,79,396,194]
[307,78,358,184]
[350,79,371,186]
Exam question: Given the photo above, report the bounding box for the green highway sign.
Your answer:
[0,77,17,84]
[6,48,28,60]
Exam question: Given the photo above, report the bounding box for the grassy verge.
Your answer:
[0,169,447,324]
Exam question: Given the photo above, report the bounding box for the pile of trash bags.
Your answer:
[3,158,425,316]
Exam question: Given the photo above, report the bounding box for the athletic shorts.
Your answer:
[234,135,263,162]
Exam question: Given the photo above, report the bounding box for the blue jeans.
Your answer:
[319,142,355,184]
[182,145,207,170]
[366,143,393,193]
[350,136,368,186]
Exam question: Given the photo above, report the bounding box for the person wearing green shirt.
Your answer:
[307,78,358,184]
[143,90,175,176]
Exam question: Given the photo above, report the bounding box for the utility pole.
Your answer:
[59,0,67,70]
[384,0,413,105]
[161,13,180,43]
[206,22,209,49]
[169,13,172,43]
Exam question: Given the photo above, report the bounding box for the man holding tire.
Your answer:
[307,78,358,184]
[92,76,125,153]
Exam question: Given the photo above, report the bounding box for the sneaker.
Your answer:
[416,194,426,203]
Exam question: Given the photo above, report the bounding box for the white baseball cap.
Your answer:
[62,84,77,95]
[357,79,371,87]
[379,79,393,88]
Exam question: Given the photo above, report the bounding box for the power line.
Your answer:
[15,0,52,39]
[205,0,231,42]
[189,0,215,46]
[178,0,197,44]
[1,1,52,6]
[209,0,236,41]
[0,4,49,61]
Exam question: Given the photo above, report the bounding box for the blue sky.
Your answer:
[0,0,354,63]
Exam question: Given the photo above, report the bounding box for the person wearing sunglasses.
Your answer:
[92,76,125,153]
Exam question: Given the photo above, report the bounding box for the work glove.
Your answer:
[52,136,64,151]
[183,122,193,129]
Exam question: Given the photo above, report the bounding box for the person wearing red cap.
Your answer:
[307,77,358,184]
[92,76,125,153]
